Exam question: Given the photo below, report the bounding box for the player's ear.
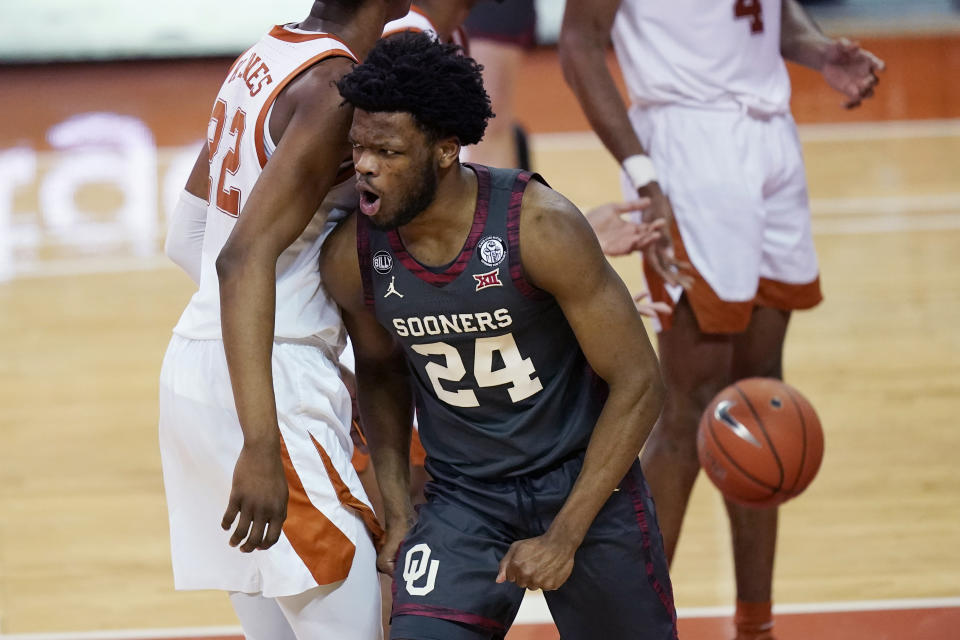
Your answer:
[436,136,461,169]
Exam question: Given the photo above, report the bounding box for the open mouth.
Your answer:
[358,184,382,217]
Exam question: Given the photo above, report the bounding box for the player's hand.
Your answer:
[495,532,577,591]
[377,521,412,576]
[221,441,288,552]
[633,291,672,318]
[821,38,885,109]
[584,199,664,257]
[635,183,694,289]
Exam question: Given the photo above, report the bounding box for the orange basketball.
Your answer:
[697,378,824,508]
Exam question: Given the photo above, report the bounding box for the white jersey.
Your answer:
[383,5,469,51]
[173,25,358,346]
[612,0,791,114]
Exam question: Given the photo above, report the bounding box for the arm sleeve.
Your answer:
[164,190,208,284]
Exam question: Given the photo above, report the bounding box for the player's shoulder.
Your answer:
[284,53,356,101]
[320,212,362,303]
[516,177,605,293]
[519,178,592,248]
[323,211,359,266]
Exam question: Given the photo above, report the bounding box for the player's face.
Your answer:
[350,109,440,231]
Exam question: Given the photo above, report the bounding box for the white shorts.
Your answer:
[159,334,382,597]
[624,104,822,334]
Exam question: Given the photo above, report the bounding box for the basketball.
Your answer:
[697,378,824,508]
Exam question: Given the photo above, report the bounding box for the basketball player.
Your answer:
[462,0,536,169]
[560,2,884,639]
[159,2,411,639]
[351,0,503,488]
[348,0,491,528]
[321,33,677,640]
[383,0,479,46]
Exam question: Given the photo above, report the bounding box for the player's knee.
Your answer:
[645,416,700,463]
[734,351,783,381]
[662,377,728,424]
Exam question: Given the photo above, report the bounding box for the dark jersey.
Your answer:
[357,164,607,479]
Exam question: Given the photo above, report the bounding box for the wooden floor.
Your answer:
[0,123,958,636]
[1,33,960,638]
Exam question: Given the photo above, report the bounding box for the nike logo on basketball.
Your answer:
[715,401,762,448]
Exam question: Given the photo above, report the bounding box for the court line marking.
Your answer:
[3,255,175,281]
[4,120,960,282]
[813,210,960,235]
[811,193,960,215]
[3,596,959,638]
[531,118,960,150]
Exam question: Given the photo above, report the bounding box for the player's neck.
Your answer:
[413,1,469,43]
[296,1,387,59]
[397,164,478,266]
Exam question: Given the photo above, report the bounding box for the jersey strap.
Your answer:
[506,170,550,300]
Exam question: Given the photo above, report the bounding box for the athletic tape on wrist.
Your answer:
[622,154,658,190]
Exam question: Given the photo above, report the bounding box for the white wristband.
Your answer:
[622,154,658,190]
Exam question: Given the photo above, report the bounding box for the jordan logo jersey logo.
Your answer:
[385,276,404,299]
[473,268,503,292]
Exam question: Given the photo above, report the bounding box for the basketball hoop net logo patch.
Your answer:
[473,268,503,291]
[403,543,439,596]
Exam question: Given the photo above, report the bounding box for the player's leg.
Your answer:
[229,592,298,640]
[642,294,734,562]
[275,531,383,640]
[461,39,523,168]
[723,110,821,640]
[462,0,535,169]
[724,306,791,640]
[389,473,526,640]
[728,305,791,594]
[354,437,430,637]
[544,460,677,639]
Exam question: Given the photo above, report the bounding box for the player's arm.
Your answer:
[320,213,416,574]
[215,57,359,553]
[165,143,210,284]
[496,182,665,591]
[559,0,639,163]
[781,0,884,108]
[559,0,689,286]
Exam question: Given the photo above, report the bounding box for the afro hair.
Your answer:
[337,31,494,145]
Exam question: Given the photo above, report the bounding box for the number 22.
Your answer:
[411,333,543,408]
[734,0,764,34]
[207,98,246,217]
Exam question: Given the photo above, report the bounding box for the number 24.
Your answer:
[412,333,543,408]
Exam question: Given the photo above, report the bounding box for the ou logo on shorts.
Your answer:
[403,543,440,596]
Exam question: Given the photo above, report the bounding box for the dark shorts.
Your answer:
[463,0,537,49]
[390,455,678,640]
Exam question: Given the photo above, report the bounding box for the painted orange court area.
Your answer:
[513,606,960,640]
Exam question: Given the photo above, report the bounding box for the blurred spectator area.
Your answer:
[2,0,960,62]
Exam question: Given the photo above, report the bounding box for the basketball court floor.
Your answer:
[1,31,958,640]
